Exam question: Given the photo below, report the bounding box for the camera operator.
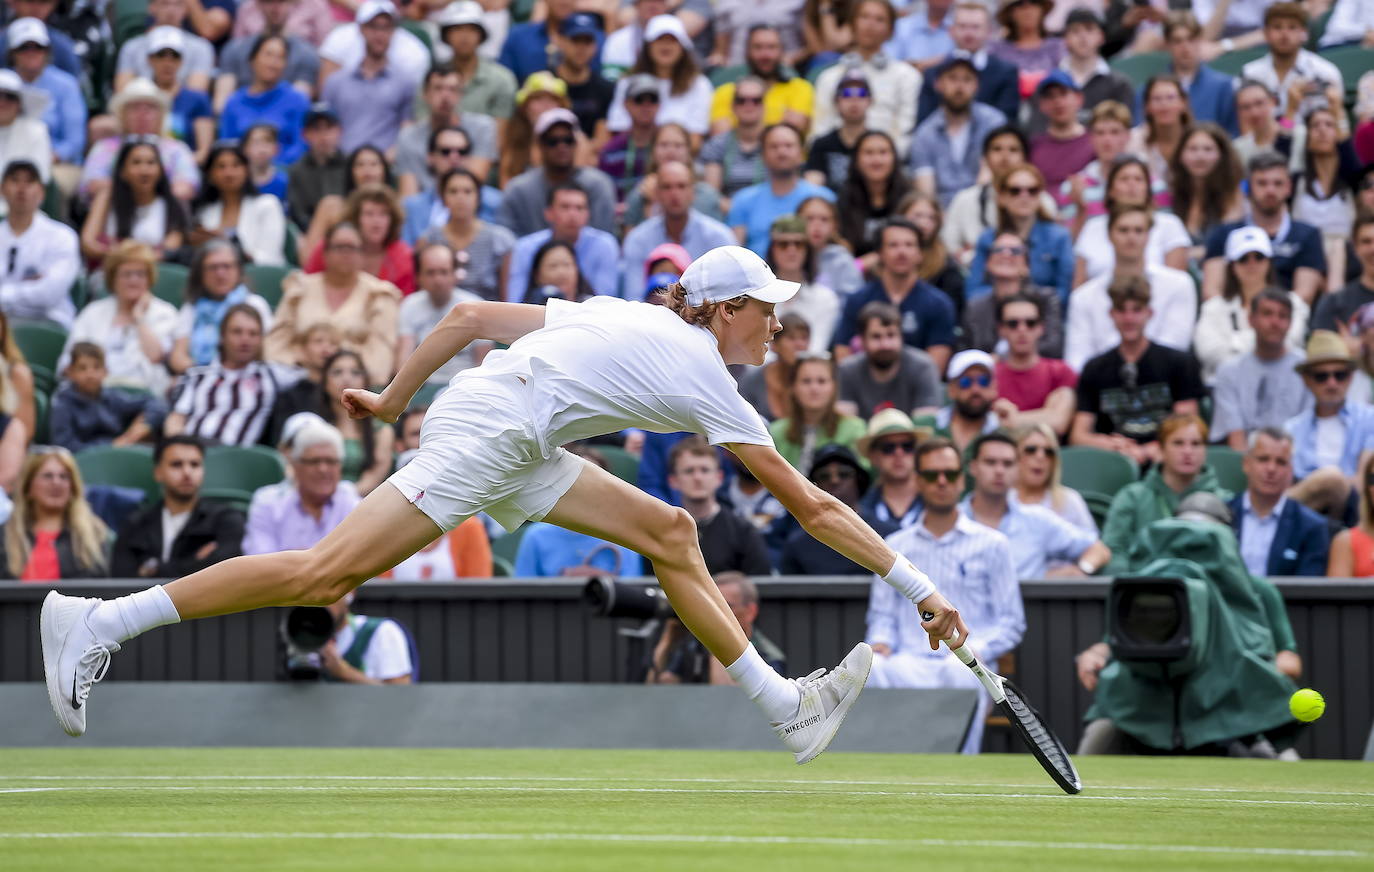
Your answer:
[646,572,785,685]
[315,591,414,685]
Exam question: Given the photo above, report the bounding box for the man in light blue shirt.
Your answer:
[243,420,361,555]
[960,431,1110,580]
[728,122,834,255]
[6,18,85,165]
[885,0,954,66]
[620,161,735,299]
[505,182,620,300]
[910,56,1006,208]
[1284,332,1374,481]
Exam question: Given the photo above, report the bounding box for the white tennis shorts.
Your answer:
[387,374,586,533]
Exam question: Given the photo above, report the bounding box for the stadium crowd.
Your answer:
[1,0,1373,705]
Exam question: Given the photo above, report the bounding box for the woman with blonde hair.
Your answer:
[768,353,866,473]
[0,310,37,442]
[1014,423,1095,534]
[1,450,109,580]
[1327,451,1374,577]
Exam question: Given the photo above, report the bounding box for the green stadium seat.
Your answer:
[1206,445,1246,494]
[1059,446,1140,499]
[113,0,150,47]
[204,444,288,495]
[1308,9,1333,50]
[12,321,67,373]
[28,364,57,398]
[69,275,89,313]
[198,486,254,514]
[709,64,748,87]
[1323,47,1374,103]
[491,525,528,571]
[1209,46,1269,77]
[595,444,640,486]
[492,554,514,578]
[152,262,190,308]
[245,264,292,309]
[41,178,64,221]
[409,381,446,410]
[75,445,158,503]
[1082,490,1114,530]
[32,389,50,445]
[1109,51,1171,89]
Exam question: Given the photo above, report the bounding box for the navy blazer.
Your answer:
[918,53,1020,125]
[1229,494,1330,577]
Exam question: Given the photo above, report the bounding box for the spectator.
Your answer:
[1064,205,1198,372]
[300,144,397,264]
[856,408,926,529]
[1101,413,1227,570]
[800,0,855,64]
[1241,2,1343,123]
[648,571,786,684]
[499,72,578,189]
[606,15,711,140]
[396,65,498,199]
[0,156,78,327]
[243,417,360,553]
[190,140,289,267]
[831,218,956,372]
[837,302,941,420]
[1327,452,1374,577]
[1153,11,1238,135]
[80,79,200,203]
[1195,228,1310,383]
[286,103,346,227]
[992,294,1076,435]
[1028,71,1092,193]
[214,0,318,115]
[911,57,1006,210]
[0,71,52,189]
[916,2,1020,125]
[1025,9,1132,139]
[702,75,766,201]
[400,125,484,245]
[312,350,395,494]
[80,139,190,263]
[1233,80,1294,167]
[555,12,614,143]
[1230,427,1329,577]
[141,27,214,169]
[398,243,487,386]
[623,122,726,227]
[114,0,215,93]
[728,123,835,256]
[620,161,736,299]
[780,444,897,574]
[899,192,966,316]
[499,107,618,237]
[769,353,866,472]
[319,2,418,154]
[798,196,864,298]
[0,0,84,78]
[1314,213,1374,336]
[317,0,429,89]
[836,131,909,258]
[812,0,919,154]
[667,436,771,575]
[1058,101,1157,235]
[506,183,619,301]
[961,235,1062,359]
[865,435,1023,754]
[5,18,83,179]
[943,125,1054,266]
[514,454,643,576]
[50,343,165,453]
[989,0,1062,76]
[739,312,811,421]
[417,168,516,302]
[1212,288,1311,450]
[601,0,663,76]
[111,434,245,577]
[1013,422,1095,533]
[1201,152,1327,305]
[962,430,1108,579]
[711,3,807,70]
[1071,277,1205,466]
[710,24,814,136]
[521,238,596,304]
[1319,0,1374,48]
[305,185,414,296]
[269,222,402,382]
[1292,103,1363,291]
[1129,74,1191,186]
[499,0,581,84]
[1286,330,1374,482]
[169,241,275,374]
[0,310,34,445]
[1071,157,1191,287]
[0,449,109,580]
[769,216,840,353]
[801,67,870,192]
[599,73,661,201]
[1169,123,1247,255]
[886,0,953,68]
[265,323,339,444]
[307,590,417,683]
[437,0,517,120]
[966,163,1074,304]
[217,34,311,167]
[914,349,1002,454]
[231,0,333,47]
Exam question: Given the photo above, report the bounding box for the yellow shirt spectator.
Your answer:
[710,77,815,131]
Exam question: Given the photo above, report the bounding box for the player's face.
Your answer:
[720,298,781,366]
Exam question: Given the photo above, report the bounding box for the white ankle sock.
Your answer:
[88,586,182,644]
[725,644,801,723]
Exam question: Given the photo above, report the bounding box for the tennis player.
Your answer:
[40,246,967,763]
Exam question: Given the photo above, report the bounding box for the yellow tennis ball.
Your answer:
[1290,688,1325,722]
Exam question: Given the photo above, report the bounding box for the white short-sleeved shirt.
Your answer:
[463,296,774,454]
[333,614,413,681]
[1073,212,1191,282]
[606,75,715,135]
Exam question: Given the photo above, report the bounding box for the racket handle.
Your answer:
[923,611,1004,703]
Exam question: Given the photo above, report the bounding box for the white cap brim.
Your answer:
[746,278,801,304]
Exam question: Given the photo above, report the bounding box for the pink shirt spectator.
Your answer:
[242,482,362,555]
[78,136,201,199]
[995,358,1077,411]
[1029,131,1093,193]
[232,0,339,46]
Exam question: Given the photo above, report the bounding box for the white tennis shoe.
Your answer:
[41,591,119,737]
[773,642,873,764]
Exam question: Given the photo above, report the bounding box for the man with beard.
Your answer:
[914,350,1001,456]
[780,445,898,574]
[709,25,813,136]
[837,302,942,420]
[727,122,834,256]
[910,56,1005,209]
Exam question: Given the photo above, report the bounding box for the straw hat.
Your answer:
[1294,330,1355,374]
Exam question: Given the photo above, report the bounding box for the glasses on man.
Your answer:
[1308,368,1351,384]
[1005,185,1041,197]
[1021,444,1057,458]
[1001,317,1041,330]
[957,373,992,389]
[918,468,961,483]
[874,439,916,456]
[734,94,764,105]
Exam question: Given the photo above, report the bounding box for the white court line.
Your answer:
[0,784,1364,807]
[0,831,1367,859]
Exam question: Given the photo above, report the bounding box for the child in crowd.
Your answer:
[49,343,167,454]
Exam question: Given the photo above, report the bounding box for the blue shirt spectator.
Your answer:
[1284,401,1374,479]
[917,49,1020,125]
[1230,492,1330,577]
[513,521,641,576]
[830,279,957,353]
[728,179,834,255]
[1141,62,1237,135]
[506,227,619,301]
[966,222,1075,303]
[958,495,1097,580]
[169,89,214,155]
[620,210,736,299]
[910,98,1006,208]
[884,6,953,63]
[219,81,311,165]
[49,384,168,454]
[637,431,736,506]
[499,11,604,84]
[28,63,86,164]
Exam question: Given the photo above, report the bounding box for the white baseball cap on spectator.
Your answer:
[679,246,799,306]
[356,0,398,25]
[146,25,186,56]
[435,0,487,40]
[6,17,50,50]
[946,349,996,380]
[644,14,691,49]
[1225,225,1273,262]
[0,68,51,120]
[533,107,579,137]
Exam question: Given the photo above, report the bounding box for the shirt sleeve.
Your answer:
[1035,506,1098,565]
[362,619,414,681]
[695,382,774,447]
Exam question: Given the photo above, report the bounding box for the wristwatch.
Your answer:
[1077,558,1097,576]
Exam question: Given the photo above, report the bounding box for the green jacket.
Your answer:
[1101,465,1231,574]
[768,415,868,472]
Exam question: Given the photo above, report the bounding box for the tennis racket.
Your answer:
[924,613,1083,794]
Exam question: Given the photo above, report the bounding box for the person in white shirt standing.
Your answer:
[0,157,78,327]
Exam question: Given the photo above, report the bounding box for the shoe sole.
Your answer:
[794,643,874,765]
[40,591,82,738]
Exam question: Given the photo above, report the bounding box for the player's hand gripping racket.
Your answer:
[923,612,1083,795]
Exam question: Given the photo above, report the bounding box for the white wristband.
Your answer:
[883,555,937,605]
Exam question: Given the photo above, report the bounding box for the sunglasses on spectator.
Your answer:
[0,92,18,103]
[1235,252,1268,264]
[814,467,858,485]
[1021,444,1057,458]
[541,135,576,148]
[1001,317,1041,330]
[436,145,470,156]
[1005,185,1041,197]
[1308,368,1351,383]
[874,439,917,455]
[630,94,661,105]
[734,94,764,105]
[957,373,992,389]
[918,469,961,483]
[838,87,870,98]
[991,244,1027,257]
[774,238,806,250]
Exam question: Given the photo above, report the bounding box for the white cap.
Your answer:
[947,349,996,380]
[146,25,186,56]
[680,246,799,307]
[643,14,691,49]
[1225,225,1273,262]
[0,69,21,96]
[356,0,398,24]
[533,106,578,137]
[435,0,486,36]
[6,17,50,49]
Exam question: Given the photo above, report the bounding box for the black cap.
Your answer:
[1065,8,1104,31]
[934,55,979,80]
[1,158,42,181]
[808,445,872,494]
[304,102,340,126]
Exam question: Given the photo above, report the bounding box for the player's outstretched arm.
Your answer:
[344,301,548,422]
[728,442,968,649]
